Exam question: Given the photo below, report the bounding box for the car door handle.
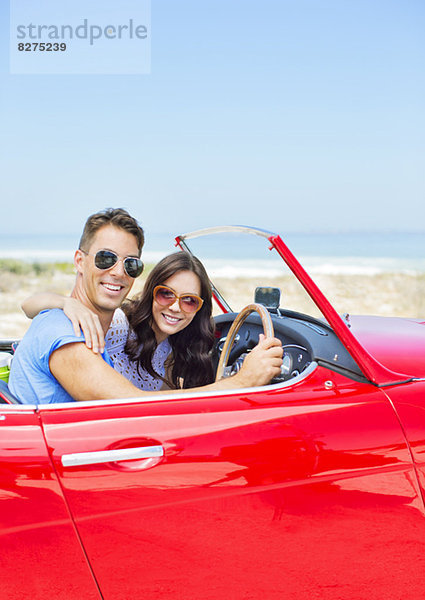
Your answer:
[61,445,164,467]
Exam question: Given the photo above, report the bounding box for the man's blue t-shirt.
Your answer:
[9,309,114,405]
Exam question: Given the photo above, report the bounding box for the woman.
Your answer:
[22,252,215,390]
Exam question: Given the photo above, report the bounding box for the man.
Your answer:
[9,208,283,404]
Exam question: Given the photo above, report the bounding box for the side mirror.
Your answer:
[254,287,281,309]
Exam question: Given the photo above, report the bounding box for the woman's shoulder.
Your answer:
[111,307,128,327]
[105,308,129,349]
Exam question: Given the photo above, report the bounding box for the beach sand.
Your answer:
[1,267,425,339]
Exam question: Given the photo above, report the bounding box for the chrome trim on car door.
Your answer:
[61,445,164,467]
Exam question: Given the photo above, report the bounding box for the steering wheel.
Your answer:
[215,303,274,382]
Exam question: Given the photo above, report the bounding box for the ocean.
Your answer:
[1,231,424,277]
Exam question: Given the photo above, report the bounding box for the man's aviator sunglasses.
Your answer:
[80,249,144,278]
[153,285,204,314]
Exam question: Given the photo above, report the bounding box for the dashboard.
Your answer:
[213,309,366,383]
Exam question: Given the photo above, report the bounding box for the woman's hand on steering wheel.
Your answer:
[237,334,283,387]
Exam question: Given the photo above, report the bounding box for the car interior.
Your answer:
[213,286,366,384]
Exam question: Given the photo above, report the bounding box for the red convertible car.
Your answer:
[2,226,425,599]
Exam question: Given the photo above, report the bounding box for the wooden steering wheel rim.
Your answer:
[215,303,274,382]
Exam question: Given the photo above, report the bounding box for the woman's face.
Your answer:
[151,269,202,343]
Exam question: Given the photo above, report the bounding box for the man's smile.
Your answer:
[101,282,125,293]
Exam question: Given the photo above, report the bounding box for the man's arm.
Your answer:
[49,335,283,401]
[49,343,155,401]
[22,292,66,319]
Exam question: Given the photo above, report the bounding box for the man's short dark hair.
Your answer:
[79,208,145,255]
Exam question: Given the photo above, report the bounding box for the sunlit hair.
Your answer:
[79,208,144,255]
[124,252,215,388]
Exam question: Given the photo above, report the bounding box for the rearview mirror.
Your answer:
[254,287,281,309]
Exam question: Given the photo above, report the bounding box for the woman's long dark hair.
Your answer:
[124,252,215,388]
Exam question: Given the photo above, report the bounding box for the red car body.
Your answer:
[2,226,425,599]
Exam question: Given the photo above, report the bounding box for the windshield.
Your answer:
[175,227,325,320]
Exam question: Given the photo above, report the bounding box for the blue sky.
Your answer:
[1,0,424,236]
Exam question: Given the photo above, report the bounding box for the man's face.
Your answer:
[75,224,140,314]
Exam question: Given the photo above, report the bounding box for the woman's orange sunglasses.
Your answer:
[153,285,204,314]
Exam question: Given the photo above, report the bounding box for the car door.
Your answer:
[0,404,101,599]
[39,366,425,600]
[382,380,425,503]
